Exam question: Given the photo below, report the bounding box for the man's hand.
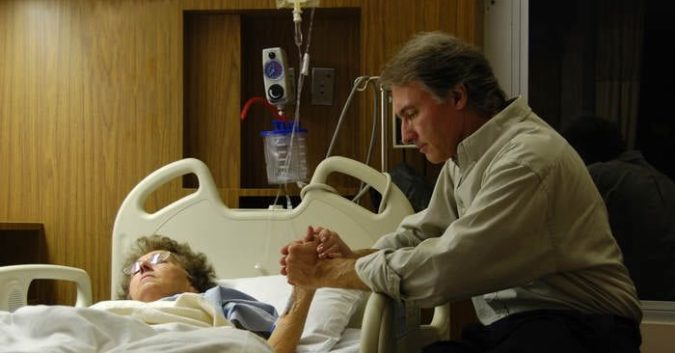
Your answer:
[280,226,372,291]
[313,226,354,259]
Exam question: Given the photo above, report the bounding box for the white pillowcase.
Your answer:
[219,275,291,316]
[219,275,365,352]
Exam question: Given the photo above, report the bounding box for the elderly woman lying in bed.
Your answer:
[112,234,313,353]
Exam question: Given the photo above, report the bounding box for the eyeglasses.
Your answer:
[124,250,172,275]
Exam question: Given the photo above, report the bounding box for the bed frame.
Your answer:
[0,156,450,353]
[111,156,412,291]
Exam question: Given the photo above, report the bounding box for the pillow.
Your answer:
[219,275,366,352]
[218,275,291,317]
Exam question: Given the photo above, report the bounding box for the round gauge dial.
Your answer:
[264,60,284,80]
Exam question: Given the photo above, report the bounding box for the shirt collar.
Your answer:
[455,96,531,169]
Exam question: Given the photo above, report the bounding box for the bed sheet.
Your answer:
[0,304,360,353]
[330,328,361,353]
[0,273,362,353]
[0,305,272,353]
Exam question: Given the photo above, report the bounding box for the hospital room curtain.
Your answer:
[594,0,644,149]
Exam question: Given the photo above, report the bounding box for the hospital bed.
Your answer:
[0,156,450,353]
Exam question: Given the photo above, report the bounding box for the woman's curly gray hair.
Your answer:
[119,234,217,299]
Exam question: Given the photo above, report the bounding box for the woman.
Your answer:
[119,234,314,353]
[119,234,216,302]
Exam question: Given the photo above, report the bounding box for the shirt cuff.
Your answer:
[354,249,401,299]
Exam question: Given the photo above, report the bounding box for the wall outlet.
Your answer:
[311,67,335,106]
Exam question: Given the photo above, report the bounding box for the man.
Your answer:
[281,31,642,352]
[563,115,675,301]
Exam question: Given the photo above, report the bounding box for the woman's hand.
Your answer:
[285,239,321,288]
[280,239,303,276]
[279,227,319,287]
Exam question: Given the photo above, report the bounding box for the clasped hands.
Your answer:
[280,226,353,288]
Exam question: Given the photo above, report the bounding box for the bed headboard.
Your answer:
[111,156,413,299]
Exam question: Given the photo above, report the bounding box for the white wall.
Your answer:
[483,0,528,100]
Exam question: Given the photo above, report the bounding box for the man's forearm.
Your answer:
[351,248,378,258]
[316,249,378,290]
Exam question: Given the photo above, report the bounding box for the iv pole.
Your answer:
[325,76,392,173]
[379,83,389,173]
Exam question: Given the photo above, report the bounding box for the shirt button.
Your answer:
[457,199,465,215]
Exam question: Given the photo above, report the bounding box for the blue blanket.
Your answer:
[163,285,278,337]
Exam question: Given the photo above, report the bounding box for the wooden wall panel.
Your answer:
[359,0,481,180]
[0,0,479,311]
[184,13,241,190]
[0,0,185,303]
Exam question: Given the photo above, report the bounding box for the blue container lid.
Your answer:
[260,119,308,137]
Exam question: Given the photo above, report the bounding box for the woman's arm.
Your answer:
[267,286,315,353]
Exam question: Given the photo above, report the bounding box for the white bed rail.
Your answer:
[111,157,413,296]
[360,293,450,353]
[0,264,92,312]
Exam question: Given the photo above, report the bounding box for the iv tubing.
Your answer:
[272,5,316,207]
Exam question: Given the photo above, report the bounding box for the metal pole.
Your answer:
[379,82,388,172]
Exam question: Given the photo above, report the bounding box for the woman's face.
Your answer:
[127,250,197,302]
